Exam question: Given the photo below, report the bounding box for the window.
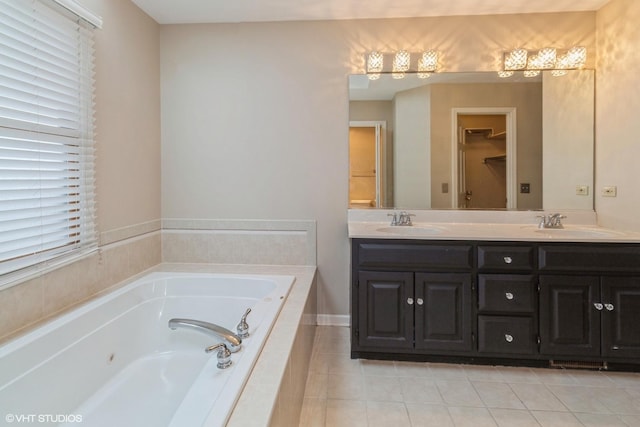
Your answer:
[0,0,98,285]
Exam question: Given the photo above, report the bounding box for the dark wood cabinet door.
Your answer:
[414,273,472,352]
[357,271,414,349]
[539,275,600,356]
[601,277,640,358]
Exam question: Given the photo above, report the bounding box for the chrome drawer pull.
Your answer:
[503,256,513,264]
[417,298,424,306]
[505,292,514,300]
[505,334,514,343]
[593,303,603,311]
[407,298,414,305]
[605,303,614,311]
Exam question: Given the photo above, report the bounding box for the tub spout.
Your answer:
[168,318,242,353]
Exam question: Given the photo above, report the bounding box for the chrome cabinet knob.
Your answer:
[505,292,514,300]
[593,303,604,311]
[505,334,514,343]
[407,298,414,305]
[605,303,614,311]
[503,256,513,264]
[416,298,424,306]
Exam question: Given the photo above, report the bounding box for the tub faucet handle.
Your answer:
[205,343,232,369]
[237,308,251,339]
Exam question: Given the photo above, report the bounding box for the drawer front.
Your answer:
[478,315,535,355]
[539,245,640,273]
[357,242,473,270]
[478,246,534,271]
[478,274,536,313]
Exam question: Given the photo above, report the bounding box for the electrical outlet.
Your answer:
[520,183,530,194]
[602,186,617,197]
[576,185,589,196]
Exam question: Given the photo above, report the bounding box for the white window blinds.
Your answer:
[0,0,97,282]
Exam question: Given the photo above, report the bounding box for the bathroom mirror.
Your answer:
[348,70,594,211]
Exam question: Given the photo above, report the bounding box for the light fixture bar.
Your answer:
[503,46,587,73]
[365,50,440,79]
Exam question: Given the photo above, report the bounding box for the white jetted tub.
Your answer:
[0,272,295,427]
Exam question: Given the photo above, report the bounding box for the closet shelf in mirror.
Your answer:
[483,154,506,164]
[487,131,506,140]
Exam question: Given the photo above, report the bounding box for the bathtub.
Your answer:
[0,272,295,427]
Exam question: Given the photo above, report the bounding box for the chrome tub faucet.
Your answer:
[168,318,242,353]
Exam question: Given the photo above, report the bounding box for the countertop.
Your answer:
[347,210,640,243]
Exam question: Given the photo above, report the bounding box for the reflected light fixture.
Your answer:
[501,46,587,77]
[418,50,438,79]
[365,50,440,80]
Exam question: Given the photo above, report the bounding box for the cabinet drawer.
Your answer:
[478,274,536,313]
[357,242,473,270]
[478,246,534,271]
[539,245,640,273]
[478,316,535,355]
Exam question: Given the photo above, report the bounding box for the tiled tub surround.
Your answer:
[0,219,317,427]
[0,271,296,426]
[0,263,317,427]
[162,219,317,265]
[0,229,162,342]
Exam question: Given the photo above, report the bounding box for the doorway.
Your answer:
[451,108,517,209]
[349,121,385,208]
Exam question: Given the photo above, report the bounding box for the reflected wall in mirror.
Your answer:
[348,70,594,211]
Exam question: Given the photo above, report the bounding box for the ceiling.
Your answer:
[130,0,611,25]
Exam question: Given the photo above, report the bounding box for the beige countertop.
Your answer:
[348,210,640,243]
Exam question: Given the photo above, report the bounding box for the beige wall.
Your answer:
[160,12,596,318]
[596,0,640,231]
[81,0,162,237]
[0,0,162,340]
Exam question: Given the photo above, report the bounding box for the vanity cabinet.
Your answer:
[538,245,640,360]
[353,240,473,355]
[351,238,640,368]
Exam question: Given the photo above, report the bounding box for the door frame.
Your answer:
[349,120,386,207]
[450,108,517,209]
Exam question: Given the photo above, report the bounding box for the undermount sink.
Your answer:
[375,226,443,235]
[523,226,626,239]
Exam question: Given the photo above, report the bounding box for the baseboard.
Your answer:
[316,314,350,327]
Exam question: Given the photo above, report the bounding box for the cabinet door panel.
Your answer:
[358,271,414,349]
[602,277,640,358]
[414,273,472,352]
[539,275,600,356]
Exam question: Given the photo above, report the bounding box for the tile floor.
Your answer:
[299,326,640,427]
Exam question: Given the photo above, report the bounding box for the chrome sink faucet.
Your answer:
[537,213,567,229]
[388,211,415,226]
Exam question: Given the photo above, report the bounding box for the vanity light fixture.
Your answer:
[366,51,383,80]
[392,50,411,79]
[501,46,587,78]
[365,50,439,80]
